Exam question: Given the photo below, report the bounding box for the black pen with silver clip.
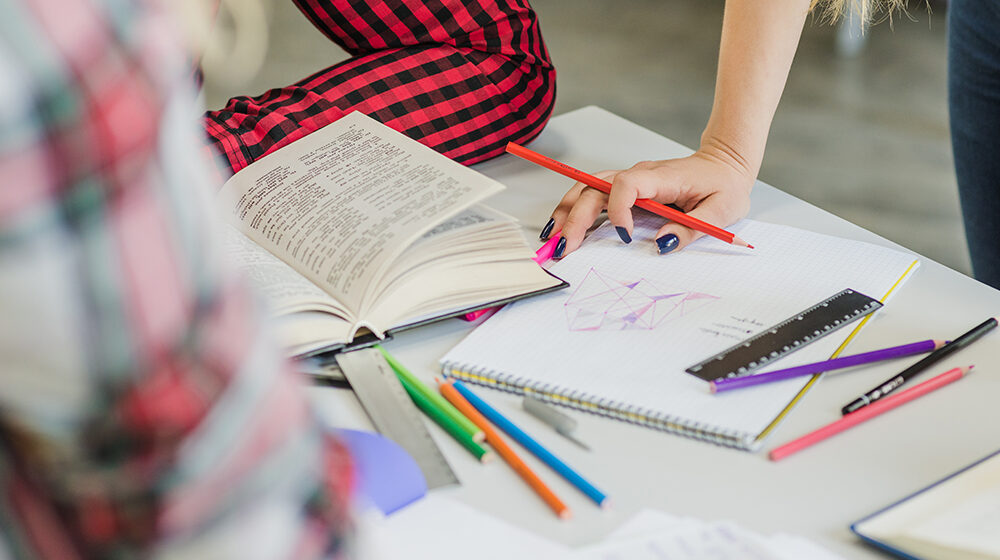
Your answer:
[841,316,998,415]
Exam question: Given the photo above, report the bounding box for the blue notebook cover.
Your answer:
[850,448,1000,560]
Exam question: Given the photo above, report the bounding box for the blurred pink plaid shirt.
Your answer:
[0,1,353,558]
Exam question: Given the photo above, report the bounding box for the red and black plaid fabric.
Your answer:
[204,0,556,174]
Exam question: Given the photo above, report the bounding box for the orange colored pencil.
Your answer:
[505,142,754,249]
[437,380,572,519]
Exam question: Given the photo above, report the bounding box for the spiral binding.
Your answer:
[442,360,758,451]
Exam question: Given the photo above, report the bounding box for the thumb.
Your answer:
[651,193,742,255]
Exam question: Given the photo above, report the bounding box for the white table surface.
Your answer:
[308,106,1000,559]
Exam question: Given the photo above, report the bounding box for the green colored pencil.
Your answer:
[397,373,493,463]
[377,345,484,443]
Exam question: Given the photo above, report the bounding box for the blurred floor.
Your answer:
[204,0,969,275]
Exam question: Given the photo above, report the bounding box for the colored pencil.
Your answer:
[377,346,484,443]
[842,316,998,415]
[505,142,753,249]
[463,232,562,321]
[438,380,572,519]
[770,365,973,462]
[709,339,948,393]
[532,229,564,264]
[450,380,610,508]
[397,374,493,462]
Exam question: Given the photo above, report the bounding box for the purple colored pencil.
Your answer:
[709,339,948,394]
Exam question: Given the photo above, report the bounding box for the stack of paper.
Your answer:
[577,509,844,560]
[357,495,844,560]
[356,494,573,559]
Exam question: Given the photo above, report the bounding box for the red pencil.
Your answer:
[505,142,754,249]
[769,365,974,462]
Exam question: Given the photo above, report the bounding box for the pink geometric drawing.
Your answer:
[564,269,719,331]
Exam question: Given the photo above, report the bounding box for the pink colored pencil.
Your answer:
[462,231,561,321]
[532,230,563,264]
[769,365,974,462]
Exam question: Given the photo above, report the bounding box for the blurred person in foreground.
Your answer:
[0,0,354,557]
[0,0,558,557]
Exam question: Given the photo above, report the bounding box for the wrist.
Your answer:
[696,132,760,186]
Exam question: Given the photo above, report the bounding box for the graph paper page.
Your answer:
[441,216,919,441]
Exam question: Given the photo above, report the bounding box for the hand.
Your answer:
[542,145,755,258]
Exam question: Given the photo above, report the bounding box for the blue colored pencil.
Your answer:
[450,380,610,508]
[709,339,948,393]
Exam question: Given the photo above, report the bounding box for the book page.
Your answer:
[223,226,350,317]
[218,111,504,314]
[362,205,530,308]
[358,204,562,329]
[275,311,353,358]
[442,216,919,442]
[857,452,1000,559]
[223,227,353,352]
[904,485,1000,558]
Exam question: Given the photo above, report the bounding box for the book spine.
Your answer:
[441,361,758,451]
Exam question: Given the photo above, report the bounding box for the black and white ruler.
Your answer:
[686,288,882,382]
[336,348,459,489]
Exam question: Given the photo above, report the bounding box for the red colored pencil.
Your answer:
[505,142,753,249]
[437,380,572,520]
[769,365,974,462]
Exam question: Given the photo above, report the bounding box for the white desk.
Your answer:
[309,106,1000,559]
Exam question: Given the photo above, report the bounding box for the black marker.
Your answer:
[841,316,998,415]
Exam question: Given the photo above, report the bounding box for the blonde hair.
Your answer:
[810,0,909,24]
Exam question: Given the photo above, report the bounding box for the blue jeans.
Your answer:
[948,0,1000,290]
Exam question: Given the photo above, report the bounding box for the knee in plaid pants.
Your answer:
[204,0,556,174]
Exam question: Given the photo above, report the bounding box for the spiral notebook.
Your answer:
[440,217,919,450]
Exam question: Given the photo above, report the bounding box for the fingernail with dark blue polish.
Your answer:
[540,218,555,240]
[656,234,679,255]
[615,226,632,244]
[553,236,567,259]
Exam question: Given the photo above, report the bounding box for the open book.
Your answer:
[219,112,566,357]
[851,449,1000,560]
